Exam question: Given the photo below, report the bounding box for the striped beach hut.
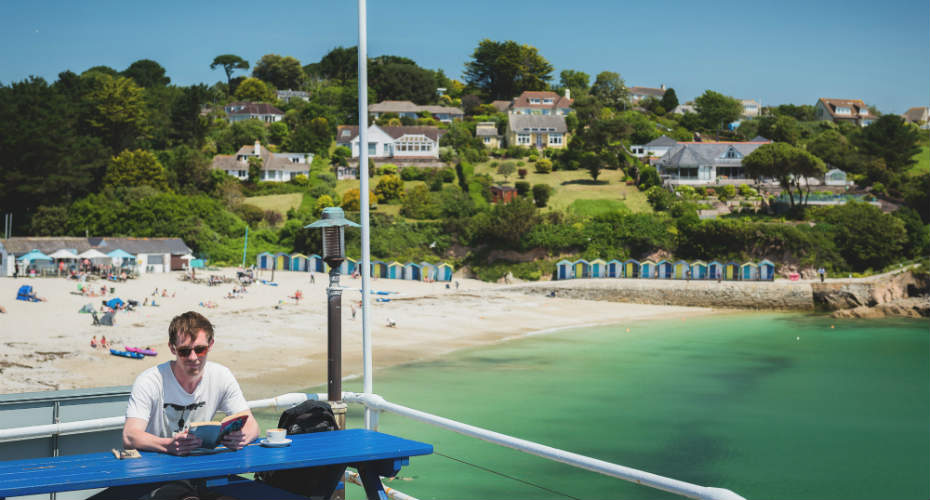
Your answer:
[657,260,673,279]
[437,263,453,281]
[556,259,573,280]
[403,262,422,281]
[308,254,325,273]
[344,257,358,276]
[387,261,404,279]
[624,259,640,278]
[257,252,274,270]
[606,259,622,278]
[590,258,606,278]
[419,262,437,281]
[691,261,708,280]
[708,261,723,281]
[724,261,740,281]
[573,259,591,279]
[673,260,690,279]
[640,260,655,278]
[290,253,309,272]
[371,260,388,278]
[741,261,759,281]
[759,259,775,281]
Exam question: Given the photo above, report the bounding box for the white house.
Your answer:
[656,140,772,185]
[509,90,573,116]
[630,135,678,159]
[211,141,312,182]
[629,85,667,103]
[276,89,309,103]
[741,99,761,118]
[336,125,444,160]
[223,102,284,123]
[369,101,464,123]
[815,98,876,127]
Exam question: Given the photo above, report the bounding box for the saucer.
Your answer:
[260,438,292,448]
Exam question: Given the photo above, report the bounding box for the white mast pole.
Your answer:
[357,0,374,430]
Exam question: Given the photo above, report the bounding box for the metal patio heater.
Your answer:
[306,207,360,405]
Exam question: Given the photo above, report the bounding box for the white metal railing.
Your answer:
[0,391,745,500]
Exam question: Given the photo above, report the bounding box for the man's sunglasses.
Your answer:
[175,345,210,357]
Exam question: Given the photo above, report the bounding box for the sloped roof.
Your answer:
[817,98,874,118]
[511,91,573,110]
[475,122,500,137]
[903,106,929,123]
[336,125,445,143]
[211,142,312,173]
[369,100,463,115]
[644,135,677,147]
[491,100,512,112]
[224,102,284,116]
[630,86,666,97]
[508,114,568,133]
[0,237,191,256]
[657,142,769,168]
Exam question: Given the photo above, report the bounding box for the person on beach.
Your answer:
[310,274,315,284]
[109,311,258,499]
[351,304,357,320]
[90,336,97,348]
[818,267,825,282]
[100,335,108,349]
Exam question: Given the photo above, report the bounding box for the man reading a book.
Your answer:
[122,311,259,455]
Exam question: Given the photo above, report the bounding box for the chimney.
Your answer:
[564,88,571,100]
[660,84,666,91]
[254,140,261,156]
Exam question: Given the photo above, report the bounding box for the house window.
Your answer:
[238,170,246,177]
[548,133,563,146]
[342,130,351,137]
[483,137,491,144]
[291,157,299,163]
[517,134,531,145]
[368,143,377,155]
[836,107,851,115]
[530,98,541,104]
[543,98,553,104]
[724,148,740,159]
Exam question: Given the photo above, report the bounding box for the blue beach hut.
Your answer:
[759,259,775,281]
[624,259,640,278]
[290,253,309,272]
[741,262,759,281]
[371,260,388,278]
[419,262,437,281]
[673,260,689,279]
[607,259,622,278]
[691,261,708,280]
[403,262,422,281]
[708,261,723,281]
[344,257,357,275]
[387,262,404,279]
[308,254,325,273]
[725,262,740,281]
[573,259,591,279]
[556,259,573,280]
[640,260,655,278]
[437,263,453,281]
[257,252,273,270]
[590,259,606,278]
[657,260,673,279]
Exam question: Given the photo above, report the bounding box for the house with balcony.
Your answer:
[476,122,502,148]
[630,85,667,103]
[336,125,445,164]
[655,140,771,185]
[211,141,312,182]
[369,101,464,123]
[507,115,568,150]
[276,89,310,103]
[223,102,284,124]
[630,135,678,160]
[509,90,573,116]
[815,98,876,127]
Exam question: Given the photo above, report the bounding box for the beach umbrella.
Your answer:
[78,249,108,260]
[17,249,52,262]
[106,249,135,259]
[48,249,80,260]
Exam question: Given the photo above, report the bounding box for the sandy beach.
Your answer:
[0,269,712,398]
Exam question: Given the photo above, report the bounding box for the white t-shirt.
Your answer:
[125,361,249,438]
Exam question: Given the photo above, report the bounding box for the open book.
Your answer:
[188,410,250,449]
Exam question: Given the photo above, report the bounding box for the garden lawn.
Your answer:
[243,193,303,215]
[908,144,929,176]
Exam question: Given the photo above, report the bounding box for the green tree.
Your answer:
[269,121,289,144]
[757,114,801,145]
[558,69,589,97]
[694,90,742,133]
[496,162,516,182]
[375,174,404,202]
[104,149,171,191]
[487,197,540,246]
[818,201,907,270]
[854,115,921,174]
[807,129,858,173]
[743,142,826,209]
[210,54,250,87]
[252,54,305,90]
[401,184,442,219]
[590,71,628,110]
[122,59,170,87]
[341,188,375,211]
[463,39,553,100]
[370,62,436,104]
[660,88,679,112]
[892,206,930,258]
[248,156,262,183]
[170,84,210,146]
[532,184,552,207]
[158,145,212,193]
[234,77,274,102]
[85,73,150,153]
[582,152,602,182]
[319,46,358,85]
[284,117,333,156]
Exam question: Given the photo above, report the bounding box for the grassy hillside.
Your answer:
[243,193,303,214]
[909,144,929,176]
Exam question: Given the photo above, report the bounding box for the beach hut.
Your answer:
[387,261,404,279]
[724,261,740,281]
[107,249,136,269]
[640,260,655,278]
[556,259,573,280]
[274,252,290,271]
[624,259,640,278]
[708,261,723,281]
[759,259,775,281]
[573,259,591,279]
[371,260,388,278]
[308,254,325,273]
[691,261,708,280]
[741,262,759,281]
[344,257,358,275]
[657,260,673,279]
[673,260,690,279]
[590,258,607,278]
[606,259,622,278]
[256,252,273,270]
[419,262,437,281]
[437,263,453,281]
[290,253,309,272]
[403,262,422,281]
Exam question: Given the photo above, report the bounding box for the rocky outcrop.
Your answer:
[832,297,930,319]
[812,270,930,311]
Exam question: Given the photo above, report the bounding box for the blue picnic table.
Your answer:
[0,428,432,500]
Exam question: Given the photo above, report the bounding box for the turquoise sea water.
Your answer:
[258,313,929,499]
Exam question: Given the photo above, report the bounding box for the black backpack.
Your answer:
[256,401,344,499]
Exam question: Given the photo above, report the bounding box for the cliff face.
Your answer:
[812,270,930,318]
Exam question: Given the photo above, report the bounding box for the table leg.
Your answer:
[354,458,407,500]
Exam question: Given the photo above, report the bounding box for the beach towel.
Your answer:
[106,298,124,309]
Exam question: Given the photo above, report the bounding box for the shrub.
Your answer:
[518,168,527,179]
[516,161,525,167]
[515,181,530,196]
[375,174,404,202]
[400,166,425,181]
[646,186,675,211]
[738,184,757,197]
[638,166,660,190]
[535,158,553,173]
[379,164,398,175]
[235,204,264,227]
[718,184,737,201]
[532,184,552,207]
[263,210,283,226]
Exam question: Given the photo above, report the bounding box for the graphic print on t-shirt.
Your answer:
[163,401,206,432]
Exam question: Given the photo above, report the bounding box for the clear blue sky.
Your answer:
[3,0,927,113]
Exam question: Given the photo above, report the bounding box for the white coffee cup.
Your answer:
[266,428,286,443]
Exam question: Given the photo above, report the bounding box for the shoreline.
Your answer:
[0,270,714,397]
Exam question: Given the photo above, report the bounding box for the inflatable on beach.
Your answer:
[126,347,157,356]
[109,349,144,359]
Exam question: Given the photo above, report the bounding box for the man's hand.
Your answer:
[165,431,202,456]
[220,430,250,451]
